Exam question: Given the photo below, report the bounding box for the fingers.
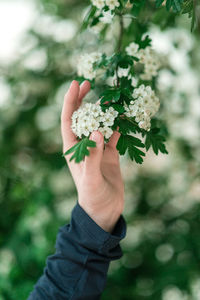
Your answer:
[77,80,91,108]
[103,129,121,166]
[61,80,80,151]
[106,129,121,149]
[84,131,104,179]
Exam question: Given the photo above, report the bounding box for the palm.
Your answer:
[101,146,123,189]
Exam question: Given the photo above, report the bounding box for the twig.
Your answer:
[116,13,124,87]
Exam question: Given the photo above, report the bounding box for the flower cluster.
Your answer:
[77,52,102,80]
[124,84,160,131]
[91,0,120,10]
[138,47,161,80]
[71,103,118,140]
[126,42,160,80]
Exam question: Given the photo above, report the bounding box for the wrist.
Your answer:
[78,201,121,233]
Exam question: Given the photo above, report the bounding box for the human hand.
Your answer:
[61,80,124,233]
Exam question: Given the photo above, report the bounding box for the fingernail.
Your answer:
[90,131,102,145]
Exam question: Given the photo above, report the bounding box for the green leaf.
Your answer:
[136,35,152,49]
[81,6,97,31]
[181,0,193,13]
[100,89,121,104]
[112,104,125,113]
[116,134,146,164]
[131,0,146,16]
[118,56,134,68]
[181,0,196,31]
[63,138,96,163]
[145,129,168,155]
[115,118,139,134]
[156,0,184,12]
[155,0,165,8]
[120,87,133,104]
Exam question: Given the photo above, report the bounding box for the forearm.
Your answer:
[28,201,126,300]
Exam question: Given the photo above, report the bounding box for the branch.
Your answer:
[116,14,124,87]
[117,14,124,52]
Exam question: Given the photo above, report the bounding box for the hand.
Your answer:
[61,80,124,233]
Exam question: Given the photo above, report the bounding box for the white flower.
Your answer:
[99,10,114,24]
[118,67,130,78]
[105,0,120,10]
[71,102,118,140]
[77,52,102,80]
[126,42,139,57]
[88,119,100,131]
[137,47,160,80]
[107,106,119,117]
[103,113,115,126]
[91,0,105,9]
[124,84,160,131]
[99,126,113,139]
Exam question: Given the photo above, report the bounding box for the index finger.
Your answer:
[61,80,80,151]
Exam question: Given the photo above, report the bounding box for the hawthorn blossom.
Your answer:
[125,42,139,57]
[124,84,160,131]
[77,52,102,80]
[91,0,105,9]
[105,0,120,10]
[71,103,118,140]
[138,47,160,80]
[118,67,130,78]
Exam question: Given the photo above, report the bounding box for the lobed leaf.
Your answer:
[145,129,168,155]
[63,138,96,163]
[116,134,146,164]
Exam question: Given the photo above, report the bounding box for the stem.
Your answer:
[121,115,138,127]
[193,0,200,33]
[117,14,124,52]
[116,13,124,87]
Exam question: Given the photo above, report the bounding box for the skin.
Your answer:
[61,80,124,233]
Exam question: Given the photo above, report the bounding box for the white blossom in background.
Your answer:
[126,42,139,57]
[77,52,102,80]
[71,103,118,140]
[190,278,200,300]
[162,286,189,300]
[138,46,160,80]
[91,0,105,9]
[105,0,120,10]
[89,22,105,34]
[91,0,120,10]
[0,248,15,276]
[118,66,130,78]
[99,10,114,24]
[124,84,160,131]
[125,41,161,80]
[128,75,138,87]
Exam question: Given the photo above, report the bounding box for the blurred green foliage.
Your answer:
[0,0,200,299]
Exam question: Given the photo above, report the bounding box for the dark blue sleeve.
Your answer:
[27,201,127,300]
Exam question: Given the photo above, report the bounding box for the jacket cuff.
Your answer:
[70,201,127,257]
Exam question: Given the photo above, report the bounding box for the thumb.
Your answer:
[84,131,104,177]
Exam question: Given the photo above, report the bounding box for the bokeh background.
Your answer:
[0,0,200,299]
